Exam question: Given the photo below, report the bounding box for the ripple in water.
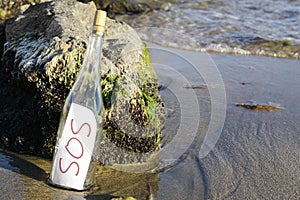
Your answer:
[115,0,300,59]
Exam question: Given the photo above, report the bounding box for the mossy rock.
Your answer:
[0,0,164,166]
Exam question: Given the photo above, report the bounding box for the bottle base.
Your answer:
[47,179,93,191]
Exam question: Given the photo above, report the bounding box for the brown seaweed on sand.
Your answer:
[236,102,283,111]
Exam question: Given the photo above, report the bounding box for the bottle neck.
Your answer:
[68,32,103,109]
[79,32,103,81]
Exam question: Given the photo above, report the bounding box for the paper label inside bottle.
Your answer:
[50,103,97,190]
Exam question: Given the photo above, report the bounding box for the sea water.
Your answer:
[116,0,300,59]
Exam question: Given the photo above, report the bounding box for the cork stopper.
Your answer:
[93,10,107,35]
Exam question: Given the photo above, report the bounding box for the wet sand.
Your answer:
[0,47,300,199]
[199,54,300,199]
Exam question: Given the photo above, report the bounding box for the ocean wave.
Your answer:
[115,0,300,59]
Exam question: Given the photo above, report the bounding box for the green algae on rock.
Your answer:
[0,0,164,166]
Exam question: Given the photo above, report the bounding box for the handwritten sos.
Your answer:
[58,118,92,176]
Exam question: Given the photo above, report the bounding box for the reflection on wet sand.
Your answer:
[91,166,159,199]
[0,149,159,199]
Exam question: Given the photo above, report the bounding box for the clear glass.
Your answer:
[48,31,104,191]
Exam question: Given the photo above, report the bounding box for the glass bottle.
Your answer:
[48,10,106,191]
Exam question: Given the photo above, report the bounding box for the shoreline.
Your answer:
[138,36,300,60]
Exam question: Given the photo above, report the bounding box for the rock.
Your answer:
[5,0,95,42]
[0,0,164,166]
[79,0,165,16]
[98,0,155,15]
[0,0,48,24]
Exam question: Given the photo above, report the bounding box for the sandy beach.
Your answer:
[152,46,300,199]
[0,46,299,199]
